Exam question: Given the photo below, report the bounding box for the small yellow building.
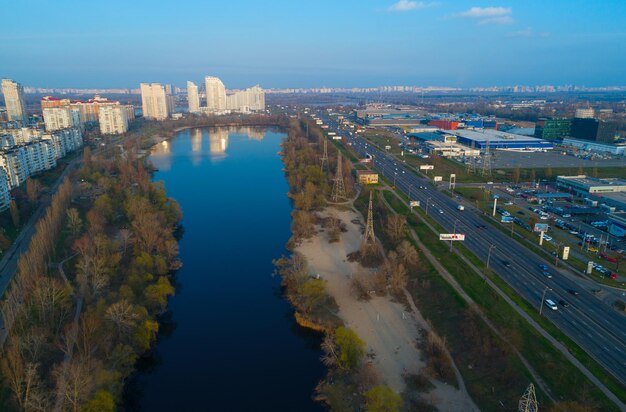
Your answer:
[357,170,379,185]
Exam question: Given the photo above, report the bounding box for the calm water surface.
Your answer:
[126,127,324,411]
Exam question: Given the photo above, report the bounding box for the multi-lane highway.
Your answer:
[321,115,626,387]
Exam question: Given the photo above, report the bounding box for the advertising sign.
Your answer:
[434,176,443,182]
[586,261,594,275]
[420,165,434,170]
[562,246,570,260]
[439,234,465,241]
[534,223,549,232]
[501,216,514,223]
[409,200,420,207]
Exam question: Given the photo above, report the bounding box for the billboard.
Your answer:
[439,234,465,241]
[409,200,420,207]
[501,216,514,223]
[534,223,549,232]
[420,165,434,170]
[562,246,570,260]
[586,261,594,275]
[434,176,443,182]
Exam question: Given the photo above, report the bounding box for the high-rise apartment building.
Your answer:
[98,104,129,134]
[140,83,172,120]
[187,81,200,114]
[0,168,10,212]
[226,85,265,112]
[1,79,27,122]
[42,107,82,131]
[205,77,227,111]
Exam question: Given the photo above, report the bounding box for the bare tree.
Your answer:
[26,178,43,203]
[55,357,95,412]
[396,240,419,268]
[105,300,140,335]
[9,200,20,228]
[385,214,406,246]
[66,208,83,235]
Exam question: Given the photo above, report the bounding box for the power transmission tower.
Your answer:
[518,383,538,412]
[331,152,347,202]
[467,141,477,174]
[481,139,492,176]
[362,191,375,247]
[320,138,329,172]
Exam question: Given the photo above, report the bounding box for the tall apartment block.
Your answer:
[187,81,200,114]
[140,83,173,120]
[1,79,27,122]
[205,76,227,111]
[0,168,9,212]
[42,107,82,131]
[98,104,129,134]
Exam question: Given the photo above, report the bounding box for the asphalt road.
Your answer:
[323,116,626,387]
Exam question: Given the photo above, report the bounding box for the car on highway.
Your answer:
[539,264,549,271]
[558,299,570,308]
[542,271,553,279]
[501,260,512,267]
[439,209,444,214]
[567,288,580,296]
[544,299,558,311]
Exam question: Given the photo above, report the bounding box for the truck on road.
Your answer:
[457,205,465,211]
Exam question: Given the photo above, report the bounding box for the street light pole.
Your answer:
[451,219,460,251]
[539,286,552,316]
[555,242,563,266]
[486,244,496,270]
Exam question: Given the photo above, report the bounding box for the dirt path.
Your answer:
[297,208,478,411]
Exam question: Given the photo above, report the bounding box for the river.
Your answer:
[124,126,325,411]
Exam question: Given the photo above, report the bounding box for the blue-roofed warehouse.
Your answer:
[447,129,553,151]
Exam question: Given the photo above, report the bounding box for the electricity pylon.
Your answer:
[362,191,376,247]
[518,383,538,412]
[331,152,347,202]
[320,138,329,172]
[481,139,492,176]
[467,140,477,174]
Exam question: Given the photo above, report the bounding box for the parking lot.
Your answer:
[490,150,626,169]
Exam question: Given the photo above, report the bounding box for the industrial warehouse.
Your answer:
[409,129,554,151]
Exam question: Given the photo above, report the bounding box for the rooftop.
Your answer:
[448,128,549,143]
[557,175,626,188]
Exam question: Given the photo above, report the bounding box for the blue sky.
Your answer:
[1,0,625,88]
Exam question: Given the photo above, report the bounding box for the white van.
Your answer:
[544,299,558,311]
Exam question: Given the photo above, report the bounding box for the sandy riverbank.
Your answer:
[296,207,478,411]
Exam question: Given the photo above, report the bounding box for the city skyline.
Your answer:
[1,1,625,88]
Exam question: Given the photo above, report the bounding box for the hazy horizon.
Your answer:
[1,0,625,89]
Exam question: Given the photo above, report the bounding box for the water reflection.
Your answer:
[150,140,172,171]
[150,126,267,169]
[208,127,229,159]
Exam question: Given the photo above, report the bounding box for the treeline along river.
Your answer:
[124,127,324,411]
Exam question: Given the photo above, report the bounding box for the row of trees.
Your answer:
[1,134,182,411]
[276,120,403,411]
